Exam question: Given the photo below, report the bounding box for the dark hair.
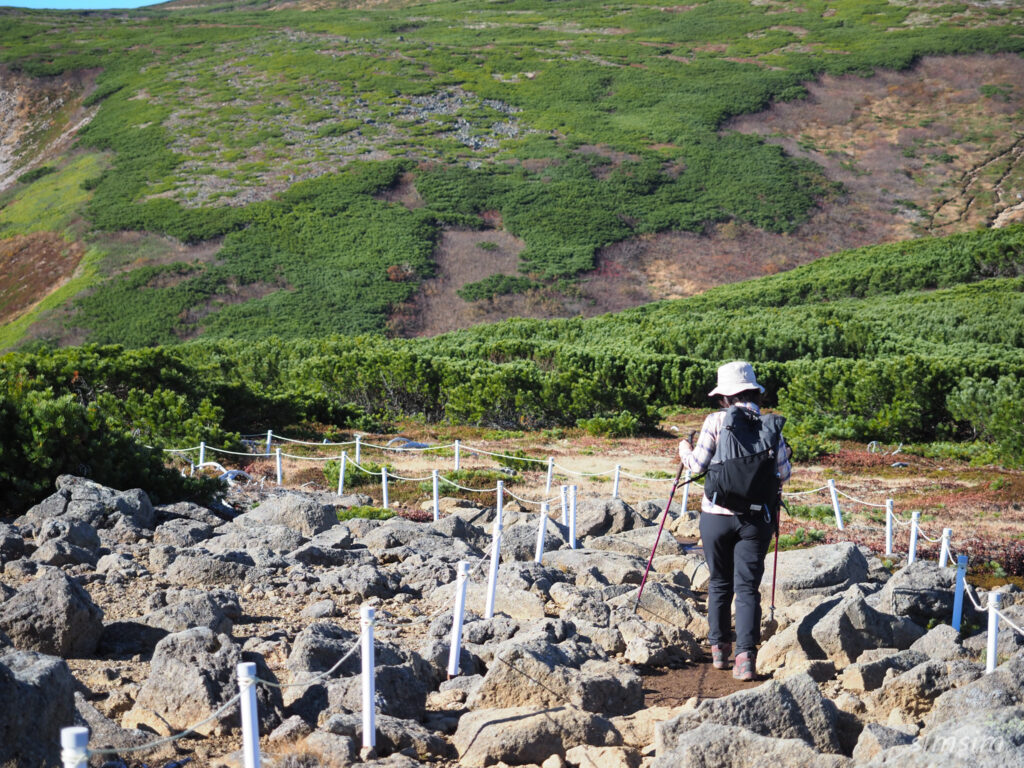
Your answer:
[719,389,763,408]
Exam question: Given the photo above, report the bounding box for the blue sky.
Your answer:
[2,1,160,8]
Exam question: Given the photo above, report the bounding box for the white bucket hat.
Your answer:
[708,361,764,397]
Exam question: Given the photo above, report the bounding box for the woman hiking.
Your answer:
[678,361,792,681]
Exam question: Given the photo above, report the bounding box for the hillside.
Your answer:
[1,0,1024,346]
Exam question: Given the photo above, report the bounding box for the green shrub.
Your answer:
[778,527,826,550]
[324,459,394,490]
[577,411,641,438]
[337,505,394,521]
[947,375,1024,467]
[16,166,56,184]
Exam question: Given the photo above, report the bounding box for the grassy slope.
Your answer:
[1,1,1024,345]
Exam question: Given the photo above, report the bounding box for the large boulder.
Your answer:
[840,650,928,693]
[609,581,708,637]
[164,552,253,586]
[809,587,926,665]
[501,517,568,562]
[125,627,282,736]
[542,549,646,587]
[867,659,983,720]
[876,562,972,626]
[657,673,845,754]
[653,724,852,768]
[453,706,621,767]
[867,707,1024,767]
[142,588,241,635]
[575,497,647,539]
[0,568,104,656]
[321,712,452,759]
[234,494,337,537]
[927,649,1024,727]
[588,527,687,559]
[0,650,76,768]
[153,517,215,548]
[18,475,155,532]
[761,543,870,607]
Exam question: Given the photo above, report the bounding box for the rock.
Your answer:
[0,568,104,656]
[652,553,709,591]
[301,730,357,766]
[362,518,483,561]
[962,604,1024,658]
[154,517,215,548]
[575,498,647,539]
[237,493,338,536]
[867,659,983,719]
[883,706,1024,767]
[97,621,169,657]
[35,516,101,552]
[501,517,568,561]
[301,599,338,620]
[156,500,228,527]
[876,562,972,626]
[608,706,679,749]
[841,649,928,693]
[321,564,402,599]
[165,552,252,586]
[326,662,429,721]
[565,744,641,768]
[467,637,642,715]
[204,524,307,559]
[429,515,490,549]
[587,527,687,559]
[0,650,76,768]
[809,587,926,665]
[610,581,707,637]
[656,673,844,754]
[269,714,313,744]
[19,476,155,532]
[852,722,915,762]
[322,712,452,758]
[0,523,26,564]
[125,628,282,736]
[73,691,153,753]
[653,723,852,768]
[762,543,870,607]
[287,622,361,678]
[453,706,621,767]
[927,649,1024,726]
[909,624,972,661]
[142,589,241,635]
[543,549,646,587]
[30,539,98,568]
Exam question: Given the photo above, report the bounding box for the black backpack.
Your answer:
[703,406,786,515]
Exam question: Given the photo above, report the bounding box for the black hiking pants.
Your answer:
[699,509,774,656]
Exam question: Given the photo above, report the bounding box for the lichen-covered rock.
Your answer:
[0,568,103,656]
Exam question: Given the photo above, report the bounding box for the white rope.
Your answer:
[387,471,435,482]
[504,489,559,507]
[469,447,548,463]
[161,445,202,454]
[552,462,613,478]
[274,436,356,446]
[205,445,272,457]
[891,515,913,528]
[782,485,829,497]
[834,489,888,508]
[279,451,343,463]
[618,470,659,480]
[919,529,943,544]
[966,584,987,611]
[358,440,456,453]
[439,477,499,494]
[88,692,242,755]
[346,459,385,477]
[996,610,1024,638]
[255,628,363,690]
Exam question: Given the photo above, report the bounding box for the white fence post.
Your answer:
[381,467,389,510]
[680,469,692,517]
[495,480,504,529]
[535,502,550,564]
[454,440,461,471]
[337,452,347,496]
[238,662,261,768]
[569,485,577,550]
[199,441,206,466]
[986,591,1002,673]
[827,479,843,530]
[939,528,952,568]
[560,485,568,526]
[60,727,89,768]
[613,464,621,499]
[432,470,440,522]
[275,448,283,486]
[355,434,362,465]
[545,457,554,495]
[361,605,376,751]
[485,518,502,620]
[885,499,894,556]
[447,561,471,677]
[952,554,968,632]
[908,511,920,564]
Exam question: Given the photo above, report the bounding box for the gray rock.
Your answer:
[268,714,313,743]
[653,553,710,591]
[810,587,926,665]
[96,621,169,657]
[287,621,361,678]
[362,518,483,561]
[868,706,1024,767]
[909,624,972,661]
[0,650,76,768]
[762,543,870,607]
[575,497,647,539]
[588,527,687,559]
[841,649,928,693]
[543,549,646,586]
[204,523,307,559]
[657,673,844,754]
[653,723,852,768]
[429,515,490,550]
[501,517,567,561]
[928,649,1024,726]
[156,500,228,527]
[852,723,915,762]
[610,581,707,637]
[125,628,281,735]
[238,493,338,536]
[30,539,98,568]
[142,589,240,635]
[301,730,357,765]
[453,706,621,767]
[154,517,215,548]
[963,604,1024,658]
[0,523,26,564]
[322,712,452,758]
[301,599,338,620]
[321,564,402,599]
[73,691,153,753]
[165,552,252,586]
[467,637,642,715]
[19,476,155,532]
[868,659,983,719]
[876,561,972,626]
[326,661,429,721]
[0,569,104,656]
[35,517,100,551]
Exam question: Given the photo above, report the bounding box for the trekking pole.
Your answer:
[634,460,687,613]
[764,496,787,639]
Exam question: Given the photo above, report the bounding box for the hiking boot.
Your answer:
[733,651,755,681]
[711,644,731,670]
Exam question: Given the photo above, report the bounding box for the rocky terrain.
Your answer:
[1,474,1023,768]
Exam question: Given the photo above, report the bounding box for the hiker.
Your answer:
[677,361,791,681]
